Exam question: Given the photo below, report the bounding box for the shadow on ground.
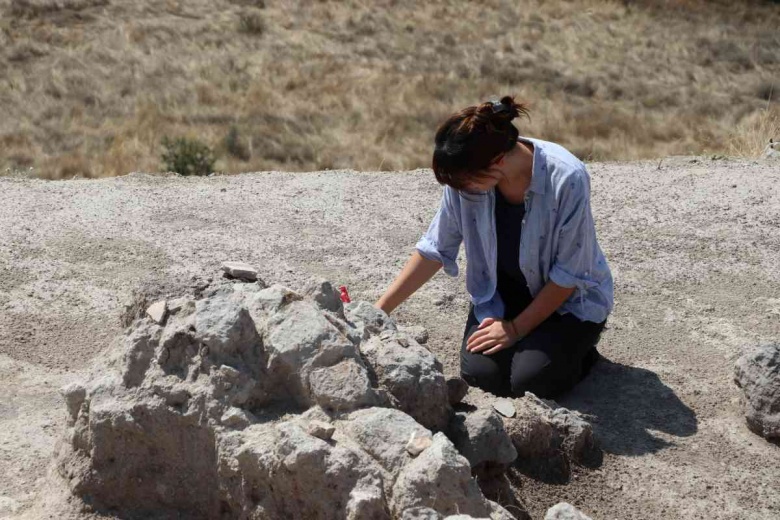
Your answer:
[559,357,698,456]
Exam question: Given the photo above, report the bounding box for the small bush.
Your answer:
[238,9,266,35]
[161,136,216,176]
[729,107,780,157]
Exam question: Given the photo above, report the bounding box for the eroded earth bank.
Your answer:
[1,157,779,518]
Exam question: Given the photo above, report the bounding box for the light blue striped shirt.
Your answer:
[416,136,613,324]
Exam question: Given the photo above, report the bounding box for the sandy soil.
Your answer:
[1,156,779,519]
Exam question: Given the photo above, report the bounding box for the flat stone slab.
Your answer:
[146,300,167,324]
[221,261,258,281]
[492,398,516,418]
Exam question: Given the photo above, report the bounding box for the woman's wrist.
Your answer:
[507,319,521,340]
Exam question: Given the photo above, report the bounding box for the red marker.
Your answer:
[338,285,351,303]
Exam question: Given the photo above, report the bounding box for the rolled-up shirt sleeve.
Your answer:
[415,189,462,277]
[549,169,600,290]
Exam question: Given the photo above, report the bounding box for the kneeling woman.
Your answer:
[375,96,613,399]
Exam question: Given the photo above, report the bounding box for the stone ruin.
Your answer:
[55,273,600,519]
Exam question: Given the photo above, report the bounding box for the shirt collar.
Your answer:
[518,136,546,195]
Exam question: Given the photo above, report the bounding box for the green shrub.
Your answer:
[161,136,216,176]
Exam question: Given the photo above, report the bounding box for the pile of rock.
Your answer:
[734,344,780,441]
[455,387,601,485]
[55,272,599,519]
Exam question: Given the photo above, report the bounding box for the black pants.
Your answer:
[460,304,606,399]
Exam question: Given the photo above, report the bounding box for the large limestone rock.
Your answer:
[55,278,510,520]
[360,328,452,431]
[447,409,517,478]
[734,344,780,440]
[391,434,514,520]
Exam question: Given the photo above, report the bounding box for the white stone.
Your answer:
[146,300,167,324]
[221,261,258,281]
[221,407,253,428]
[492,398,516,418]
[406,431,433,457]
[306,420,336,440]
[545,502,593,520]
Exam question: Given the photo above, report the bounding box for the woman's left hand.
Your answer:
[466,317,520,355]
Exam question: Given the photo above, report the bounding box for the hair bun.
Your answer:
[476,96,529,126]
[499,95,528,122]
[490,99,509,114]
[432,95,530,189]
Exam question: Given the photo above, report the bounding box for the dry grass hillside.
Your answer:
[1,0,779,179]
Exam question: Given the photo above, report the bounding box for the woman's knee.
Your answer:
[460,359,503,395]
[509,350,560,399]
[461,343,515,395]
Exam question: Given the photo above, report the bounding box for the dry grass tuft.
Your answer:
[0,0,778,179]
[728,106,780,157]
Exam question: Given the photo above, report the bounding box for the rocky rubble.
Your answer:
[734,344,780,440]
[55,273,600,519]
[459,387,602,483]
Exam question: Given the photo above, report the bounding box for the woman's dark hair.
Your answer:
[432,95,530,192]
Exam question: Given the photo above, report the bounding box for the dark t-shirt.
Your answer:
[495,187,534,319]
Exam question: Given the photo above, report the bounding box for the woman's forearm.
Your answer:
[375,251,443,314]
[510,280,575,337]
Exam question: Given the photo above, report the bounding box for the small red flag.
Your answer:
[338,285,351,303]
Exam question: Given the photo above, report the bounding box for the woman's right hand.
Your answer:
[374,251,442,314]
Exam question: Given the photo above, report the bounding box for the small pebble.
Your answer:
[493,398,516,418]
[307,420,336,440]
[405,431,433,457]
[146,300,168,324]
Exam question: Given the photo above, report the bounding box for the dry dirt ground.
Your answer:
[1,157,779,519]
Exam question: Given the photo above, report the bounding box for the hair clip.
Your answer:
[490,100,508,114]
